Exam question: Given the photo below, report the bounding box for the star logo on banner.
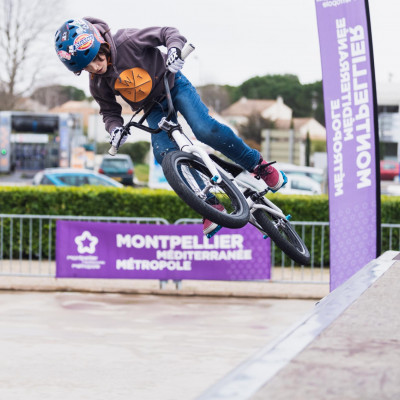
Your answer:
[74,231,99,254]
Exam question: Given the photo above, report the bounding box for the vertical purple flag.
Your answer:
[315,0,380,291]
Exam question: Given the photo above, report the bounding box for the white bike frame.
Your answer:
[163,118,288,222]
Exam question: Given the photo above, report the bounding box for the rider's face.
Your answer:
[84,53,108,74]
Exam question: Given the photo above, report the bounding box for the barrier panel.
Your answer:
[56,220,270,281]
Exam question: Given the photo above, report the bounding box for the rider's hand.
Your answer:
[109,126,128,149]
[166,47,184,73]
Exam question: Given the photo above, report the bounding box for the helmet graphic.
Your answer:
[55,18,105,73]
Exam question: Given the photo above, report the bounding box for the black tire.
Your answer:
[252,206,311,265]
[162,151,249,229]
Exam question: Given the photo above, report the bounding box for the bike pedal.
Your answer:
[206,225,222,239]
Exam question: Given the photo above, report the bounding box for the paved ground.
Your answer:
[3,170,397,399]
[0,290,316,400]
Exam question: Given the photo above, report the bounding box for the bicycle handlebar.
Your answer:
[108,43,195,156]
[180,43,195,60]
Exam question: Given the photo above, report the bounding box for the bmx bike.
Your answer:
[109,44,311,266]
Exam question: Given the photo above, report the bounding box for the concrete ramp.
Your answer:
[197,251,400,400]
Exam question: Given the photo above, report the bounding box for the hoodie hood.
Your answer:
[83,17,118,75]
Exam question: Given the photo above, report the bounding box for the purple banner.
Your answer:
[56,221,271,281]
[315,0,379,290]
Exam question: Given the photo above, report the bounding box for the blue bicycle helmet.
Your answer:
[55,18,105,73]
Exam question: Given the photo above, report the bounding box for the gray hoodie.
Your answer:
[85,17,186,133]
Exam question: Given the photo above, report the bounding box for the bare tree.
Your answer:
[238,113,275,146]
[197,84,232,113]
[0,0,60,110]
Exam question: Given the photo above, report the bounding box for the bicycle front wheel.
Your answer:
[162,151,249,229]
[252,205,311,265]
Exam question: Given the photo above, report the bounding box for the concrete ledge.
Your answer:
[0,260,329,299]
[0,276,328,300]
[0,260,329,300]
[197,251,399,399]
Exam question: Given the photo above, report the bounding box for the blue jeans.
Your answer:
[146,72,260,171]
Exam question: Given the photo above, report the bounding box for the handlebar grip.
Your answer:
[108,145,118,156]
[181,43,195,60]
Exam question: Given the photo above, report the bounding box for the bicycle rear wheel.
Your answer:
[162,151,249,229]
[252,204,310,265]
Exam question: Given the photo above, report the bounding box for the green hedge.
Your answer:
[1,186,399,264]
[5,186,398,222]
[0,186,200,221]
[0,186,199,260]
[0,187,329,220]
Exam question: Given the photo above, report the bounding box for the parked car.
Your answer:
[32,168,124,187]
[380,159,399,181]
[276,162,327,193]
[276,162,325,184]
[98,154,135,186]
[280,174,322,195]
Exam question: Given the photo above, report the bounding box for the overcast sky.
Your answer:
[50,0,400,94]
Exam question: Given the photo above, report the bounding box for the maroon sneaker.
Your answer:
[203,204,225,236]
[253,159,287,192]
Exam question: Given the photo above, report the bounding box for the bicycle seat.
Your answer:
[209,154,244,177]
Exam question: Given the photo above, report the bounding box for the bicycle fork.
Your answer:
[159,117,223,184]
